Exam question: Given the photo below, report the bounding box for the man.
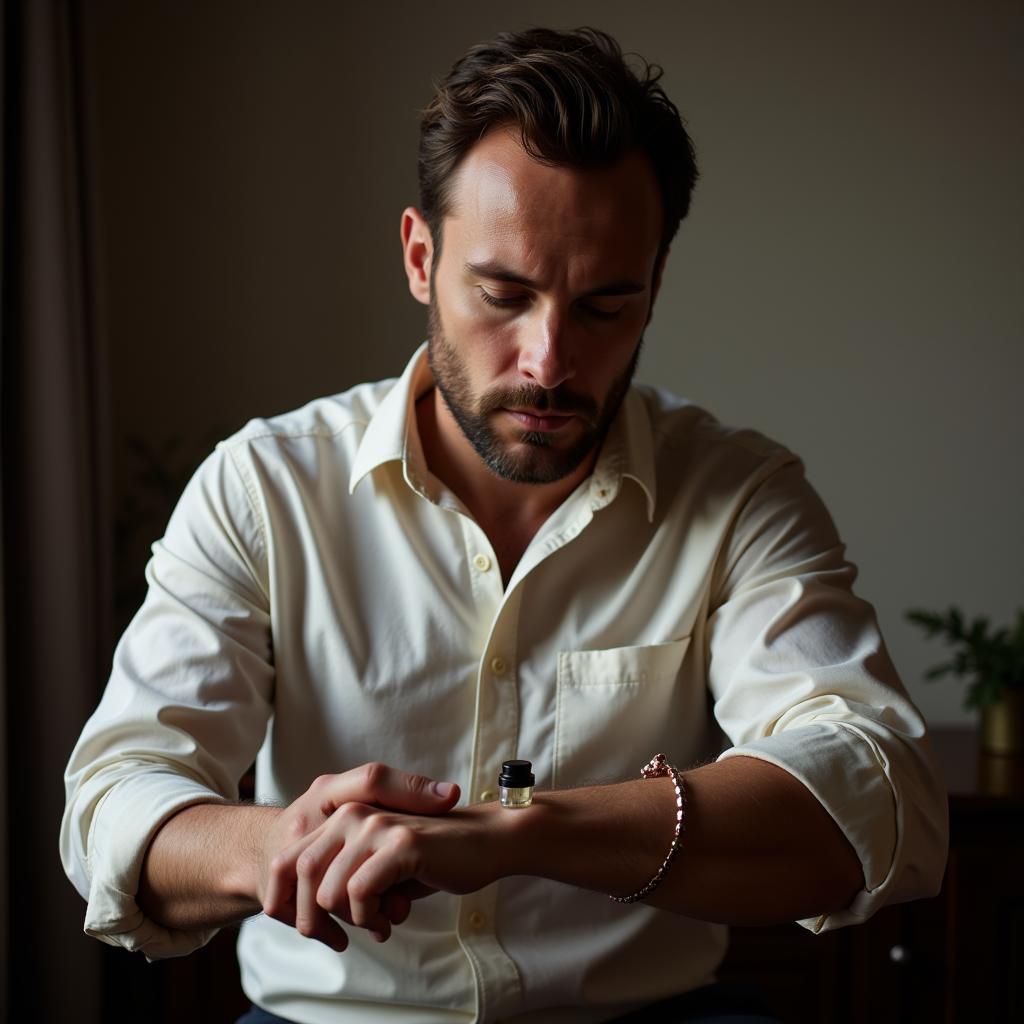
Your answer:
[61,27,947,1024]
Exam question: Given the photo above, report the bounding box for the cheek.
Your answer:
[591,330,643,389]
[439,285,498,337]
[443,286,480,325]
[439,295,518,369]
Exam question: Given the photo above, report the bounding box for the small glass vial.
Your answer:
[499,760,535,808]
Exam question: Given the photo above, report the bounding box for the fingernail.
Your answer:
[432,781,456,798]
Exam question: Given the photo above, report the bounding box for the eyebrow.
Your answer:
[464,260,646,298]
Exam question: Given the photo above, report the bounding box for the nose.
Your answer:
[516,306,575,390]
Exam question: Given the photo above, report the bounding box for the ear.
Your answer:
[646,247,670,326]
[401,207,434,306]
[652,246,670,305]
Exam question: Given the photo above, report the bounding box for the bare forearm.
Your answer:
[134,765,464,948]
[137,803,282,931]
[136,758,864,941]
[507,755,864,925]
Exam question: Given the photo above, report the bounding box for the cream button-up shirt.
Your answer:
[61,344,948,1024]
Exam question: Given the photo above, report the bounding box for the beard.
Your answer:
[426,296,642,485]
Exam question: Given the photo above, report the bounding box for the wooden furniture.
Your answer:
[101,729,1023,1023]
[718,727,1024,1022]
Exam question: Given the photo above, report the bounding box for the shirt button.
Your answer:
[480,789,495,802]
[490,656,506,675]
[473,553,492,572]
[468,911,487,930]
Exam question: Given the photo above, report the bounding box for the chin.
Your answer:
[481,433,593,485]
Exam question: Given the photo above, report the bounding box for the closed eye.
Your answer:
[478,288,625,320]
[582,304,625,321]
[478,288,527,309]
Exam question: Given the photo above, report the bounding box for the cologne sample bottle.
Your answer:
[499,760,535,808]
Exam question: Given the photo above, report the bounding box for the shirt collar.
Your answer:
[589,386,657,522]
[349,341,658,522]
[348,342,434,496]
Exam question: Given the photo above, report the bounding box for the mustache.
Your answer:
[479,384,599,421]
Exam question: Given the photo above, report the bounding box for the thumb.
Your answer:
[398,771,461,813]
[330,762,460,815]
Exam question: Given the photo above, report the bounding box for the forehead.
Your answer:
[442,128,663,282]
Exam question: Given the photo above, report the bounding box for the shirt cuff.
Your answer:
[718,720,911,933]
[83,772,232,961]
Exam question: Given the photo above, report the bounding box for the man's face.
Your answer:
[420,129,664,485]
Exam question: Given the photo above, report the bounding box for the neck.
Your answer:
[416,387,596,535]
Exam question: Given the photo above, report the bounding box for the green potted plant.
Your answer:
[905,606,1024,755]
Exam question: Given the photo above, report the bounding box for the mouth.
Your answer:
[502,408,577,432]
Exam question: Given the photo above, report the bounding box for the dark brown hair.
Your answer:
[418,26,698,264]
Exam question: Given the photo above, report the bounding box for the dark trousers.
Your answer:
[235,981,781,1023]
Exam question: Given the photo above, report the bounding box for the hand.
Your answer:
[259,762,460,950]
[267,789,506,950]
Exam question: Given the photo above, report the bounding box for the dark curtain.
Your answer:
[1,1,110,1021]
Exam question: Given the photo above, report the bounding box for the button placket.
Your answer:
[453,515,524,1020]
[472,586,522,808]
[456,882,521,1022]
[462,518,502,615]
[454,477,616,1019]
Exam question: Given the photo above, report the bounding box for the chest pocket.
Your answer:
[552,637,691,789]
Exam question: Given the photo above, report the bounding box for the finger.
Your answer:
[313,763,461,818]
[263,828,322,921]
[379,886,411,926]
[316,841,389,935]
[300,908,350,952]
[346,840,418,938]
[295,833,350,951]
[377,879,434,926]
[394,879,437,903]
[372,880,439,925]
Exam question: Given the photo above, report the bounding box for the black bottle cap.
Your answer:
[499,760,535,788]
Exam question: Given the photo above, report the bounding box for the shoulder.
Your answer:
[205,372,410,503]
[181,373,405,521]
[633,383,798,480]
[629,386,838,576]
[216,375,398,461]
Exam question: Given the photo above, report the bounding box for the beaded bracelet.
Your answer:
[609,753,687,904]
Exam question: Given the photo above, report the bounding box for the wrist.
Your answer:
[231,804,284,905]
[474,777,679,894]
[608,754,687,903]
[138,801,284,931]
[462,795,539,884]
[482,788,586,881]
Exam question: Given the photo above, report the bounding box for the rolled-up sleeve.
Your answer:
[60,441,274,959]
[706,456,948,932]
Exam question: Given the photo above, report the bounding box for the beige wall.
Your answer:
[88,0,1023,726]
